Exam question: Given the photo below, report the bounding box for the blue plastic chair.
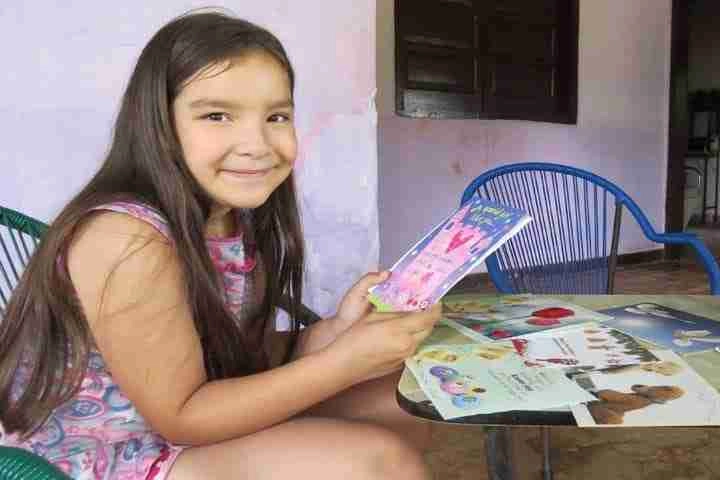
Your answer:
[461,162,720,295]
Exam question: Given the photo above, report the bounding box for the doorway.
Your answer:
[667,0,720,259]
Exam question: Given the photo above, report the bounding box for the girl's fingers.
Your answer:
[395,306,442,333]
[411,327,434,343]
[366,311,407,324]
[347,271,391,300]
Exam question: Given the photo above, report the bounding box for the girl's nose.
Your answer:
[232,123,271,158]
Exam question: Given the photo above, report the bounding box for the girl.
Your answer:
[0,11,441,480]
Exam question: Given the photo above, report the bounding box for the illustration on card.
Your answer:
[600,303,720,353]
[442,297,611,342]
[414,343,517,365]
[405,344,595,419]
[511,324,659,371]
[569,350,720,427]
[443,295,538,323]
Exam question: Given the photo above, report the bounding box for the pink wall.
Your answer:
[377,0,672,267]
[0,1,378,317]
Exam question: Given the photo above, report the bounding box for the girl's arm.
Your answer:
[68,213,356,445]
[68,213,438,446]
[265,318,338,366]
[291,316,341,358]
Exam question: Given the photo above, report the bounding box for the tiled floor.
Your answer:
[425,228,720,480]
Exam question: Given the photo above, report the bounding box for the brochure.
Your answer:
[405,343,596,419]
[511,324,659,371]
[442,296,612,342]
[368,197,531,312]
[600,303,720,354]
[569,350,720,426]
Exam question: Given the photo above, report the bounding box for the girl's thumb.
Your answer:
[353,270,391,295]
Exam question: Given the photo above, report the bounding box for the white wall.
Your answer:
[377,0,672,267]
[0,1,378,317]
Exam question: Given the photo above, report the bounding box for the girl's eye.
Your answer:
[204,112,231,122]
[268,113,291,123]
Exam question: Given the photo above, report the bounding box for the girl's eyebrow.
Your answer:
[188,98,238,110]
[268,99,294,110]
[188,98,294,110]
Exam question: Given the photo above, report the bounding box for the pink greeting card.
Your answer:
[368,196,531,312]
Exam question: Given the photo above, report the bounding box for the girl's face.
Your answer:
[173,51,296,211]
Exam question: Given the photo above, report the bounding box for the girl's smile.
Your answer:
[219,166,276,180]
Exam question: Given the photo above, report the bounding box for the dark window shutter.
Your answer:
[396,0,481,118]
[394,0,578,123]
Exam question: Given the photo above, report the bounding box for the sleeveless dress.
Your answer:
[0,201,263,479]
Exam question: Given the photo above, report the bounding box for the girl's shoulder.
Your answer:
[89,200,171,239]
[65,200,175,280]
[65,201,181,306]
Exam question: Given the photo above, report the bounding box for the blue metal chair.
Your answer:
[461,162,720,295]
[460,162,720,480]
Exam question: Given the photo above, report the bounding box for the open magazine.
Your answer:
[368,196,531,312]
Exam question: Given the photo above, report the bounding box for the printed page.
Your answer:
[600,303,720,354]
[405,343,596,420]
[442,297,611,342]
[569,350,720,427]
[512,324,659,371]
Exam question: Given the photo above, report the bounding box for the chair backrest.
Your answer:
[462,163,657,294]
[0,446,71,480]
[0,206,48,310]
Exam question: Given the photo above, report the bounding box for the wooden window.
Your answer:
[395,0,579,123]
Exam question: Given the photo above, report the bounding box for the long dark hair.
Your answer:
[0,10,304,435]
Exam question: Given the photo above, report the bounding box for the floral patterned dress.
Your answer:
[1,201,262,479]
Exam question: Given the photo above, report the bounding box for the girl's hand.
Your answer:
[331,271,391,335]
[291,272,390,359]
[326,303,442,384]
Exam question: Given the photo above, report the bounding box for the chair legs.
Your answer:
[485,426,515,480]
[484,426,553,480]
[541,426,554,480]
